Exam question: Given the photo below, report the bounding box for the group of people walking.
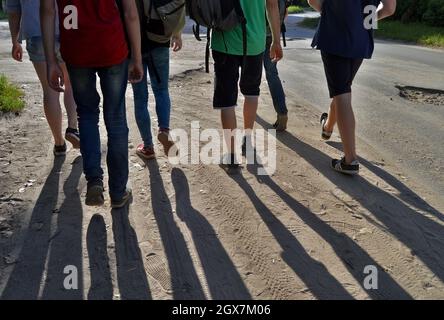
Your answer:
[6,0,396,208]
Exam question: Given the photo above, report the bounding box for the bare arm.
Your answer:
[6,0,23,61]
[40,0,58,64]
[40,0,64,91]
[266,0,283,62]
[7,11,21,44]
[122,0,143,82]
[122,0,141,60]
[307,0,323,12]
[378,0,397,20]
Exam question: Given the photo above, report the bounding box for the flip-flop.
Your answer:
[320,113,333,140]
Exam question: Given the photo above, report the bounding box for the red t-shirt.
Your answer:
[57,0,128,68]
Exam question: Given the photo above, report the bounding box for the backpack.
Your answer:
[270,0,291,47]
[186,0,247,73]
[140,0,186,44]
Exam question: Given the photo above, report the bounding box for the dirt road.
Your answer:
[1,24,443,299]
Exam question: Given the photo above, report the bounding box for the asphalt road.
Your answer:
[279,14,444,202]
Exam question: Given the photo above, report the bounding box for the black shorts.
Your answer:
[213,50,264,109]
[321,51,363,98]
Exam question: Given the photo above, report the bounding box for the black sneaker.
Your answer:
[65,128,80,149]
[53,143,67,157]
[331,157,360,175]
[86,179,105,206]
[111,189,133,209]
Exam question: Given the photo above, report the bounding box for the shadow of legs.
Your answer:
[87,214,113,300]
[147,160,206,300]
[112,204,152,300]
[2,156,66,299]
[171,168,252,299]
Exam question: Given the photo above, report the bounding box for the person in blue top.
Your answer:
[308,0,396,175]
[6,0,79,157]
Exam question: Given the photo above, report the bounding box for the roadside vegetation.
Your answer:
[288,5,305,14]
[298,0,444,48]
[0,75,25,114]
[299,17,444,48]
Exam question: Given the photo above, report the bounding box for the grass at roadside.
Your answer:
[288,5,305,14]
[0,75,25,113]
[298,17,444,48]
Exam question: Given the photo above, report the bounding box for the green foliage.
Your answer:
[298,17,444,47]
[288,5,305,14]
[393,0,444,26]
[423,0,444,27]
[0,75,25,113]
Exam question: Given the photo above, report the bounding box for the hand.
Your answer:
[269,41,283,63]
[171,34,183,52]
[128,60,144,84]
[47,62,65,92]
[11,42,23,62]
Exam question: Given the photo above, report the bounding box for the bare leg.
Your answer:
[324,99,337,132]
[60,63,78,129]
[243,96,259,130]
[334,93,357,164]
[221,107,237,154]
[32,62,64,146]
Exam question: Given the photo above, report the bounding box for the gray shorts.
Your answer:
[26,36,63,63]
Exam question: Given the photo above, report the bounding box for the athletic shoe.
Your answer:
[111,189,133,209]
[86,179,105,206]
[136,144,156,160]
[53,142,67,157]
[65,128,80,149]
[331,157,360,175]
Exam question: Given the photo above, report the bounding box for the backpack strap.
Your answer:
[233,0,248,57]
[205,28,211,73]
[281,22,287,47]
[140,0,162,83]
[193,24,202,42]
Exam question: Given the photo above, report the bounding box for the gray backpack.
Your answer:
[140,0,186,44]
[186,0,247,72]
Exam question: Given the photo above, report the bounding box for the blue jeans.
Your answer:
[131,47,171,147]
[68,60,129,201]
[264,37,288,115]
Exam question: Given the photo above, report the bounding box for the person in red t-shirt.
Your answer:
[41,0,144,208]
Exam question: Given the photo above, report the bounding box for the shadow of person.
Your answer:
[326,140,444,223]
[40,156,84,299]
[256,115,444,284]
[246,161,412,299]
[2,156,66,299]
[226,170,355,299]
[146,160,206,299]
[87,214,113,300]
[171,168,252,299]
[111,203,152,300]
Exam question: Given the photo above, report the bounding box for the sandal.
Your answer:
[320,113,333,140]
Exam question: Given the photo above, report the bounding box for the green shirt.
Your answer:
[211,0,266,56]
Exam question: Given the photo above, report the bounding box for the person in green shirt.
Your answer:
[211,0,283,170]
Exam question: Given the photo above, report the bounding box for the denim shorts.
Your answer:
[26,36,63,63]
